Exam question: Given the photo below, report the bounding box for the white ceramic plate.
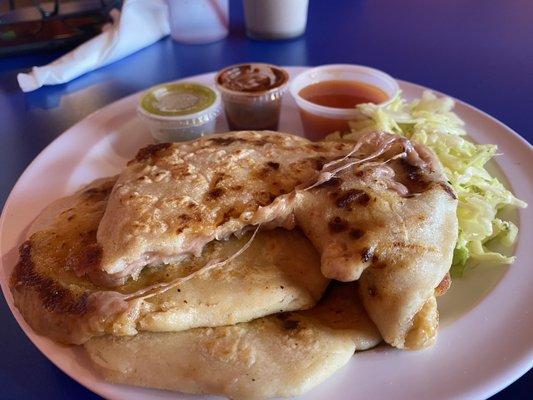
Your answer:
[1,67,532,400]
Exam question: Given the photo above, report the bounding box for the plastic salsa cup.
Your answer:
[215,63,289,131]
[290,64,400,141]
[138,82,221,142]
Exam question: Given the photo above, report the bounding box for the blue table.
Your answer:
[0,1,531,399]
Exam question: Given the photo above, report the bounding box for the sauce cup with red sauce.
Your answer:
[290,65,400,141]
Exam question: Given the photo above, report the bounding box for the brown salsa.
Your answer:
[216,63,289,131]
[217,64,288,93]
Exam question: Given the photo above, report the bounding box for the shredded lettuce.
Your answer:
[327,91,527,277]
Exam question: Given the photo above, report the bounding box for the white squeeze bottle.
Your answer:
[167,0,229,44]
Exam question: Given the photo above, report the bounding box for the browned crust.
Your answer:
[435,272,452,297]
[9,240,131,344]
[8,177,123,344]
[82,183,115,201]
[129,143,172,165]
[438,182,457,200]
[328,217,349,233]
[334,189,370,208]
[11,241,90,315]
[9,242,104,344]
[208,137,252,146]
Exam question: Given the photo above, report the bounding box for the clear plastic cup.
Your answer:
[215,63,289,131]
[138,82,221,142]
[167,0,229,44]
[290,64,400,140]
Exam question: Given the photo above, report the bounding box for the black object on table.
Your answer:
[0,0,121,56]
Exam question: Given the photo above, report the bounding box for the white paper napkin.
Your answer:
[17,0,170,92]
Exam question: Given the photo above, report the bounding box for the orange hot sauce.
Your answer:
[298,80,389,140]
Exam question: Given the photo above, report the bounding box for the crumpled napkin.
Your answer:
[17,0,170,92]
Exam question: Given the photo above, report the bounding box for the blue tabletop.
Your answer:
[0,1,531,399]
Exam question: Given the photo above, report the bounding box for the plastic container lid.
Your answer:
[138,82,221,127]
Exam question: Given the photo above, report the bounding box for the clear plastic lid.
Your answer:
[138,82,221,127]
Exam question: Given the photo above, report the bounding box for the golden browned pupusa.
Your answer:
[90,130,457,350]
[95,131,354,285]
[10,177,329,344]
[84,283,381,400]
[6,127,463,400]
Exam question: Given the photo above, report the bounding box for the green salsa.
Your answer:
[140,82,217,117]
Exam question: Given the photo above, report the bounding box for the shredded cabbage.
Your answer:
[327,91,527,276]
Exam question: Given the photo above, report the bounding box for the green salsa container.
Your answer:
[138,82,221,142]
